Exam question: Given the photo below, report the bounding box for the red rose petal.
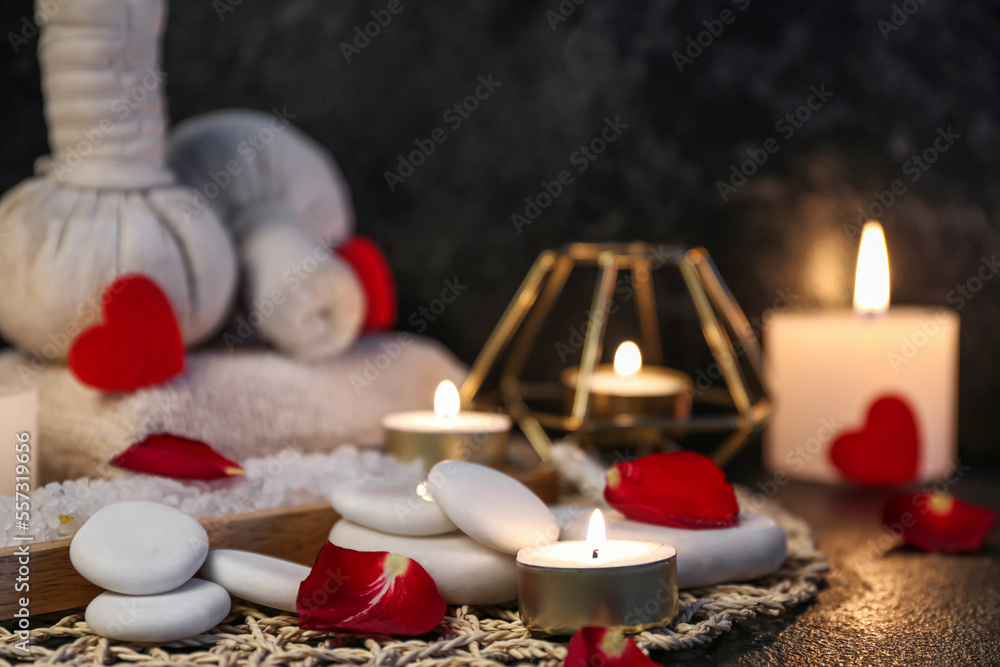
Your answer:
[882,492,997,552]
[336,236,398,332]
[604,452,740,529]
[566,627,659,667]
[297,543,446,636]
[68,274,185,392]
[110,433,244,480]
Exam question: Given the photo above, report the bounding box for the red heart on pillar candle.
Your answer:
[68,275,185,392]
[829,395,921,485]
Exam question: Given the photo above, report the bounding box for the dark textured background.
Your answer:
[1,0,999,466]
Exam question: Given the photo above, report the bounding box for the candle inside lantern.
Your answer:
[382,380,512,470]
[765,221,959,485]
[561,342,693,446]
[516,509,677,635]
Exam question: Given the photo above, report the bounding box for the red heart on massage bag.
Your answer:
[829,395,921,485]
[68,275,185,392]
[336,236,398,331]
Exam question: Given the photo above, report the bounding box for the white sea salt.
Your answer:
[1,446,422,547]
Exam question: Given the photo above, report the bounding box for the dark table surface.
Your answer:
[657,461,1000,667]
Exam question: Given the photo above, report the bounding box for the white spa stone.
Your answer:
[329,519,517,605]
[85,579,231,642]
[199,550,310,612]
[330,479,456,537]
[70,501,209,595]
[560,509,788,588]
[426,461,559,554]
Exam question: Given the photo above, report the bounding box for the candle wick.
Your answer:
[592,548,599,559]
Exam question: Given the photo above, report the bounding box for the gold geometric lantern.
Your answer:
[460,242,771,467]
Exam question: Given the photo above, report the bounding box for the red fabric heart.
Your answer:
[336,236,397,332]
[111,433,244,480]
[830,395,920,486]
[68,275,184,392]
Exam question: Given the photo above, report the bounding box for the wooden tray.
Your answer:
[0,502,338,621]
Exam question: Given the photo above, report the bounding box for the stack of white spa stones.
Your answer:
[329,461,560,604]
[69,502,232,642]
[67,461,561,641]
[70,501,314,642]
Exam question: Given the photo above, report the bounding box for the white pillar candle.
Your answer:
[765,222,959,485]
[1,386,38,496]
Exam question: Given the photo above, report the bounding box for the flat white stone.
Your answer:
[329,519,517,605]
[199,550,310,612]
[330,479,456,537]
[560,510,787,588]
[70,501,209,595]
[426,461,558,554]
[85,579,231,642]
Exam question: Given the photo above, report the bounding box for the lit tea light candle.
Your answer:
[382,380,512,470]
[516,509,677,635]
[765,222,959,485]
[561,342,692,445]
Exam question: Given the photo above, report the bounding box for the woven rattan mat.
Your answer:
[1,489,829,666]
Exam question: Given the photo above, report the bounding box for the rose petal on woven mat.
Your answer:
[566,627,659,667]
[110,433,244,480]
[68,274,185,392]
[604,451,740,529]
[297,543,446,635]
[882,492,997,552]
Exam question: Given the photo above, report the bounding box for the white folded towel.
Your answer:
[0,334,466,484]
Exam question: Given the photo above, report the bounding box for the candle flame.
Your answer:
[853,221,890,315]
[585,509,607,555]
[434,381,461,418]
[416,483,433,501]
[613,342,642,376]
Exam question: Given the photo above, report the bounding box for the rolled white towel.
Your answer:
[169,109,365,360]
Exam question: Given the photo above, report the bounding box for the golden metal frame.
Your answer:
[460,242,771,467]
